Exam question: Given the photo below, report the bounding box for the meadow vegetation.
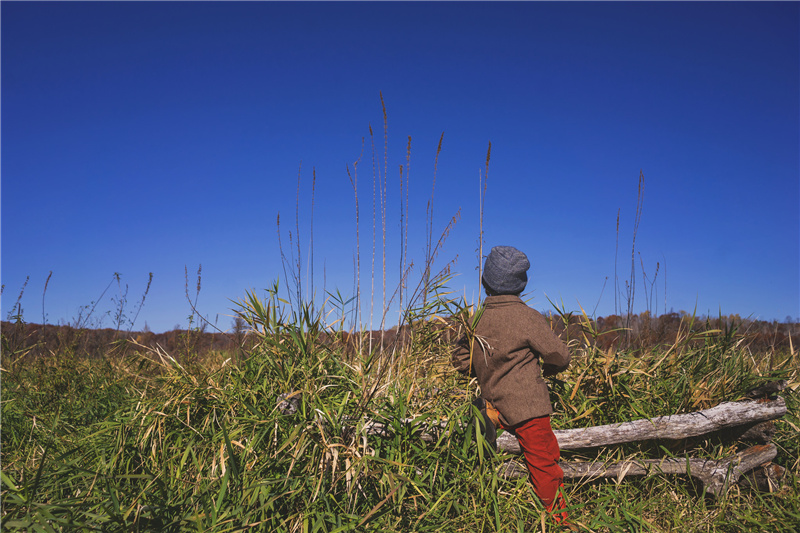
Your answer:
[3,290,798,532]
[3,103,799,531]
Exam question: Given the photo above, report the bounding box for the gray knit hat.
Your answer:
[482,246,530,295]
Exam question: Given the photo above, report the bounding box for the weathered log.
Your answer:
[279,394,787,495]
[308,398,786,448]
[496,398,786,453]
[499,444,778,497]
[278,395,786,453]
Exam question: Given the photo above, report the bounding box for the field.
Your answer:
[3,111,798,531]
[2,285,798,532]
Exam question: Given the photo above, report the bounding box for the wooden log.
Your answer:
[496,398,786,453]
[279,395,786,453]
[499,444,778,497]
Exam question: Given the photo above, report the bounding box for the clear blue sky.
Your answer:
[2,1,798,333]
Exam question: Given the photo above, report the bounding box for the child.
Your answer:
[452,245,571,523]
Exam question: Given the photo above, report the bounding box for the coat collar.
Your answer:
[484,294,524,307]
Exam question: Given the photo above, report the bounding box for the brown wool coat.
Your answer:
[452,295,570,427]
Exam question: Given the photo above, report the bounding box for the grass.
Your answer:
[2,289,798,532]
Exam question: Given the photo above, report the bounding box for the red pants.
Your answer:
[503,415,564,509]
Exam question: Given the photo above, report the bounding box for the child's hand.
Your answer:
[541,363,560,377]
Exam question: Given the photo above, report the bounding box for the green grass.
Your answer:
[2,286,798,532]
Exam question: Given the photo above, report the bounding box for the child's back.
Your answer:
[453,293,569,427]
[452,245,572,525]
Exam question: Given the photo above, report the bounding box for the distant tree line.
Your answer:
[2,311,797,363]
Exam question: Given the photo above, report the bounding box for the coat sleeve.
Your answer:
[529,311,570,376]
[451,335,476,377]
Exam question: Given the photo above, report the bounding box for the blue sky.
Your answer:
[2,1,798,333]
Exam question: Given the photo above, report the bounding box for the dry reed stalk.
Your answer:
[614,208,620,316]
[370,125,377,354]
[41,270,52,326]
[380,92,388,336]
[424,133,444,306]
[276,213,294,306]
[663,256,667,316]
[639,254,660,317]
[404,136,411,308]
[625,171,645,339]
[296,163,303,305]
[129,272,153,332]
[347,138,364,340]
[398,162,405,325]
[477,142,490,303]
[311,168,316,301]
[13,276,29,319]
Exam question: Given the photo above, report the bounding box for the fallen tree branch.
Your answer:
[499,443,778,497]
[276,389,788,497]
[288,398,787,451]
[497,398,786,453]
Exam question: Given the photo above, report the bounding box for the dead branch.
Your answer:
[499,443,778,497]
[496,398,786,453]
[282,398,787,451]
[278,394,788,496]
